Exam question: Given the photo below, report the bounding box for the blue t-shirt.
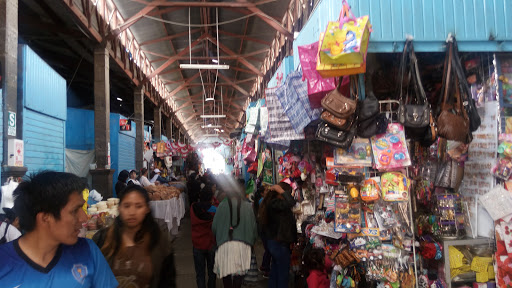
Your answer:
[0,237,118,288]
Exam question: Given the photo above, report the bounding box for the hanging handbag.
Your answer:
[397,41,432,139]
[316,121,357,150]
[437,43,471,143]
[321,76,358,119]
[357,113,388,138]
[320,110,353,130]
[358,91,379,121]
[452,38,481,133]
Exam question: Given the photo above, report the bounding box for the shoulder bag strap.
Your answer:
[440,43,454,111]
[410,45,428,105]
[398,40,410,104]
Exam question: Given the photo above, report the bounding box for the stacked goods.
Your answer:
[146,185,182,201]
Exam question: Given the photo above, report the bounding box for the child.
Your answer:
[304,248,333,288]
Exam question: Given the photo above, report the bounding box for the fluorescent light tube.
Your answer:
[117,97,123,101]
[201,125,222,128]
[212,59,218,63]
[180,64,229,70]
[200,115,226,119]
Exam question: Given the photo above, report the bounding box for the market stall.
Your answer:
[234,1,512,287]
[146,185,185,235]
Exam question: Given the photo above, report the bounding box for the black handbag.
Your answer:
[397,41,432,139]
[358,91,379,121]
[357,113,388,138]
[316,121,356,150]
[452,39,481,133]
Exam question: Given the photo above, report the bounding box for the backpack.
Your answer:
[0,222,10,244]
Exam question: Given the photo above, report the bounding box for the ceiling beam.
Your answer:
[139,28,201,46]
[242,4,293,38]
[142,33,206,83]
[206,35,263,76]
[107,5,157,40]
[147,7,183,17]
[231,66,258,75]
[216,74,249,97]
[136,0,276,8]
[163,71,203,101]
[218,30,271,46]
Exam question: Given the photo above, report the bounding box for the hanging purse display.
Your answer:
[451,38,481,133]
[357,113,388,138]
[315,121,357,150]
[321,76,358,119]
[320,110,353,131]
[437,43,471,143]
[397,41,432,140]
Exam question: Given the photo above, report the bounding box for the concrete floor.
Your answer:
[173,217,269,288]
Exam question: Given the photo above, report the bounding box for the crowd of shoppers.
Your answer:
[0,158,304,288]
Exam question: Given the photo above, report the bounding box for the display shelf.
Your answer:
[442,237,493,288]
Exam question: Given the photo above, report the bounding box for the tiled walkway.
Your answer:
[173,217,269,288]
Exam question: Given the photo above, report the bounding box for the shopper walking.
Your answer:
[0,171,118,287]
[212,176,257,288]
[260,182,297,288]
[93,185,176,288]
[191,185,217,288]
[254,186,271,278]
[139,168,154,187]
[186,152,202,205]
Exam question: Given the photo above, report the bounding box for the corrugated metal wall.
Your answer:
[66,108,95,150]
[23,109,65,174]
[19,45,66,174]
[294,0,512,68]
[118,133,135,174]
[19,45,67,121]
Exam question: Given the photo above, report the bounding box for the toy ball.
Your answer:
[350,187,359,198]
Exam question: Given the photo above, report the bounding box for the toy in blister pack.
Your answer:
[334,138,373,167]
[492,157,512,180]
[374,201,399,229]
[498,141,512,158]
[370,123,411,170]
[361,178,380,202]
[334,189,361,233]
[381,172,410,202]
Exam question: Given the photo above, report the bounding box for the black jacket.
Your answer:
[115,181,127,197]
[263,191,297,244]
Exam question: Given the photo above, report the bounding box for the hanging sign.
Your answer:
[120,119,131,131]
[7,111,16,136]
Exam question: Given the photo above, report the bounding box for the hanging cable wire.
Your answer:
[143,13,257,27]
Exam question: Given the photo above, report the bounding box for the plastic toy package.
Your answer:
[370,123,412,170]
[334,138,373,167]
[361,178,380,202]
[334,189,361,233]
[380,172,410,202]
[492,141,512,180]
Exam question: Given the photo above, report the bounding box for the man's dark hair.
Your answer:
[118,170,130,182]
[13,171,86,232]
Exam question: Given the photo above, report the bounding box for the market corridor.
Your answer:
[174,217,268,288]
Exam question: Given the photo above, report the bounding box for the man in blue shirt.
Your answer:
[0,171,118,287]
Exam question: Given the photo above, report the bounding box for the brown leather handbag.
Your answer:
[320,110,352,130]
[321,76,358,119]
[437,45,470,143]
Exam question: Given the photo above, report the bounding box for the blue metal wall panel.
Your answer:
[118,133,135,175]
[293,0,512,68]
[23,108,65,174]
[66,108,95,150]
[19,45,67,121]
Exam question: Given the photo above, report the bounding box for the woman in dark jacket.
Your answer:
[115,170,129,197]
[259,182,296,288]
[93,185,176,288]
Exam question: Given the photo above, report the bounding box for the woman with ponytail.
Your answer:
[93,185,176,288]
